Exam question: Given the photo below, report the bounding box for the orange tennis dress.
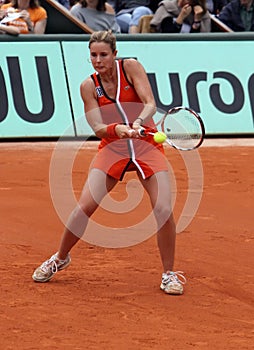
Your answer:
[91,59,168,180]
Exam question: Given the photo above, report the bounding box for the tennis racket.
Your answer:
[140,106,205,151]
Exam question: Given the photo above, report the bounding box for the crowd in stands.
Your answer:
[0,0,47,34]
[70,0,121,33]
[0,0,254,35]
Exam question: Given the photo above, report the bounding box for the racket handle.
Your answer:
[138,128,155,137]
[138,128,145,137]
[138,128,152,137]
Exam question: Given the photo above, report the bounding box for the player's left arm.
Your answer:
[123,59,156,128]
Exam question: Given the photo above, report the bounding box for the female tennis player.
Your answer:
[32,30,186,295]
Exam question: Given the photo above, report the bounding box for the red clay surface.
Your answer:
[0,140,253,350]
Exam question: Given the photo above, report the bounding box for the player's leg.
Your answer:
[138,171,186,294]
[138,171,176,271]
[57,169,118,259]
[32,169,118,282]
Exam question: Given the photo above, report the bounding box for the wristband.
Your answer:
[107,123,118,138]
[134,117,144,125]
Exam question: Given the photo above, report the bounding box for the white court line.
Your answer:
[0,138,254,150]
[202,138,254,147]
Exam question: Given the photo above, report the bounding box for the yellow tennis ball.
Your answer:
[153,131,167,144]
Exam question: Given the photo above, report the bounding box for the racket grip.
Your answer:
[138,128,146,137]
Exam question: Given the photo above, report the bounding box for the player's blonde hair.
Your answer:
[88,30,116,53]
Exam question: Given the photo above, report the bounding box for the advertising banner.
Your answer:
[63,40,254,137]
[0,42,75,138]
[0,37,254,138]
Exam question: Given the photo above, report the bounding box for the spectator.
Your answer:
[1,0,47,33]
[114,0,154,33]
[71,0,120,32]
[0,7,30,31]
[69,0,78,8]
[57,0,70,9]
[149,0,160,13]
[150,0,211,33]
[0,23,19,34]
[218,0,254,31]
[0,0,11,6]
[0,9,20,33]
[206,0,228,14]
[106,0,115,7]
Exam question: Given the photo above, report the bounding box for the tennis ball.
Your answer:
[153,131,167,144]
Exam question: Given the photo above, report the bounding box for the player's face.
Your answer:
[89,42,116,73]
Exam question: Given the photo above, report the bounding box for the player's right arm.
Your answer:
[80,77,135,139]
[80,77,105,137]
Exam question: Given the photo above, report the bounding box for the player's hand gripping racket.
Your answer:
[140,106,205,151]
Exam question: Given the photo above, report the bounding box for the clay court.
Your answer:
[0,139,253,349]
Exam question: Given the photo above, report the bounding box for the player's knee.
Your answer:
[153,204,172,222]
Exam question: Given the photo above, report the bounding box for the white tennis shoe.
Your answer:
[32,252,71,282]
[160,271,186,295]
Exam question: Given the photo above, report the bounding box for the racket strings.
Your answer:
[162,109,204,150]
[166,131,201,140]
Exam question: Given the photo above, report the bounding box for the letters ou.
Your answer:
[0,56,55,123]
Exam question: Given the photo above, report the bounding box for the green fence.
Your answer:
[1,34,254,138]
